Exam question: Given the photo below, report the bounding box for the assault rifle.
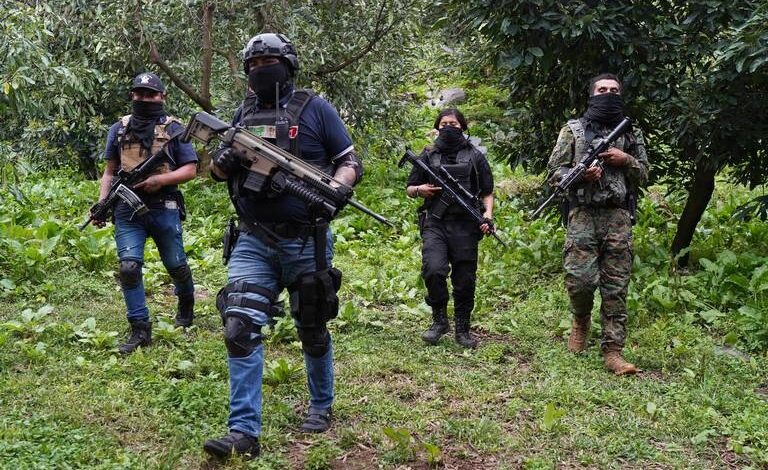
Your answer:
[79,141,176,230]
[530,117,632,220]
[398,149,508,248]
[182,112,393,227]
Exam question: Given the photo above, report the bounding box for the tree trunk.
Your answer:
[199,2,214,104]
[670,161,717,267]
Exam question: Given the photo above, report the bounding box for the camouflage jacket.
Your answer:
[547,119,649,208]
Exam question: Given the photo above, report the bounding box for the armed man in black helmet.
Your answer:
[203,33,363,460]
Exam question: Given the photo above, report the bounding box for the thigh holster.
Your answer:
[288,267,342,328]
[215,280,285,320]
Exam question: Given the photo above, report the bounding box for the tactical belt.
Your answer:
[238,220,314,240]
[570,201,630,210]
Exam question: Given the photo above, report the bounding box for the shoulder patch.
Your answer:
[566,119,584,140]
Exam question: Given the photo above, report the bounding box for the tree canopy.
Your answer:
[438,0,768,264]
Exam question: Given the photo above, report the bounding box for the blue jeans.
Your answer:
[113,202,194,322]
[225,229,335,438]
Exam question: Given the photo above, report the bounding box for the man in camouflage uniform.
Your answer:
[547,73,649,375]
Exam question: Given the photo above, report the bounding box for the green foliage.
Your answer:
[73,317,119,351]
[382,426,417,462]
[303,439,341,470]
[266,315,298,345]
[540,402,566,432]
[439,0,768,186]
[263,357,303,386]
[0,67,767,468]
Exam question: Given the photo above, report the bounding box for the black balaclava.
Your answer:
[248,62,291,104]
[583,93,624,126]
[128,101,166,151]
[434,126,467,154]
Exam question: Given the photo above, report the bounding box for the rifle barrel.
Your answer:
[347,199,394,227]
[530,192,558,220]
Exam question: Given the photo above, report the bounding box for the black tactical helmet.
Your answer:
[242,33,299,75]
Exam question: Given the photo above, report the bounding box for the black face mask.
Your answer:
[248,62,291,104]
[129,101,166,151]
[434,126,467,153]
[583,93,625,125]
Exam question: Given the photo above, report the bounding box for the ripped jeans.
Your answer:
[113,201,194,322]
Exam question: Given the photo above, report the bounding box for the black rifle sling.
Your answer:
[284,89,315,157]
[313,219,329,271]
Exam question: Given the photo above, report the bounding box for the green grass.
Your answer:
[1,129,768,468]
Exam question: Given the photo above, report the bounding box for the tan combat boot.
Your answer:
[567,315,590,353]
[603,348,638,375]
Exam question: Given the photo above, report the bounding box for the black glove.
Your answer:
[212,147,246,175]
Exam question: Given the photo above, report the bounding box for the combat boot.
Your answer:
[455,316,478,349]
[603,347,638,375]
[174,293,195,328]
[118,320,152,355]
[567,315,591,353]
[299,406,333,433]
[421,306,449,345]
[203,431,260,460]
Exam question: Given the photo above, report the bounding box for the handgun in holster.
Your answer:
[222,218,240,265]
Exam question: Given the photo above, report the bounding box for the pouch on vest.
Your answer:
[289,267,342,328]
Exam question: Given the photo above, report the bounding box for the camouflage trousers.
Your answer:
[564,206,633,350]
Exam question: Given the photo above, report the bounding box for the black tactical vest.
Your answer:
[236,90,315,157]
[424,144,485,217]
[426,145,484,195]
[229,89,323,223]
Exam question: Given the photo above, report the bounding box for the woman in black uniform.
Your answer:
[406,108,495,348]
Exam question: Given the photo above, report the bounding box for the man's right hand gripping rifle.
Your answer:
[530,117,632,220]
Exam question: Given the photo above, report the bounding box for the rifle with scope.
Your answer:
[183,112,393,227]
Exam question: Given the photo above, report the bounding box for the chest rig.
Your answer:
[425,145,484,217]
[427,146,482,195]
[237,89,315,158]
[567,118,636,207]
[117,115,181,174]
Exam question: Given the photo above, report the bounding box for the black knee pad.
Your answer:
[118,260,142,289]
[297,326,331,358]
[168,264,192,285]
[223,312,262,358]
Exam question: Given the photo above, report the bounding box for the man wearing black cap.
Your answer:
[94,72,198,354]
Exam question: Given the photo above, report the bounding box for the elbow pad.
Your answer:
[333,151,363,184]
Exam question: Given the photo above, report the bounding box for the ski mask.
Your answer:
[583,93,625,125]
[129,100,166,151]
[248,62,291,104]
[434,126,467,153]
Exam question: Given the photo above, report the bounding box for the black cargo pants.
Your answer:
[419,213,481,319]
